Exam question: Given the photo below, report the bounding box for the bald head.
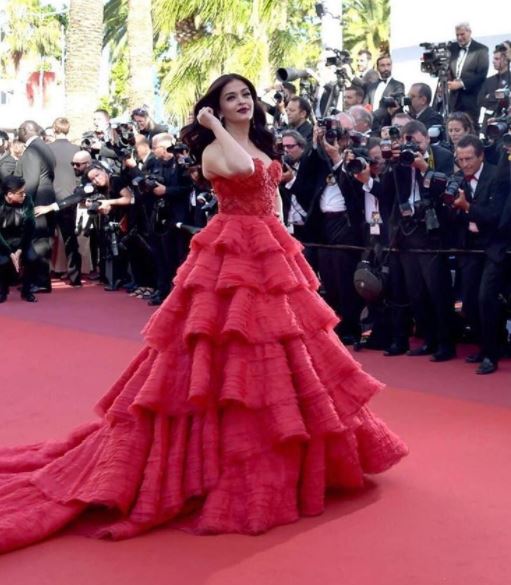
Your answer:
[18,120,42,143]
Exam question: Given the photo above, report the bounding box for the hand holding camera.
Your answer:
[452,188,470,212]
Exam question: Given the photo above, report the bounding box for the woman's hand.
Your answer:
[197,107,221,130]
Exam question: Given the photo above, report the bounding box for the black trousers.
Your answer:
[318,212,363,339]
[479,257,511,362]
[457,253,486,340]
[397,224,455,350]
[0,246,39,296]
[56,207,82,285]
[32,214,55,289]
[150,226,190,298]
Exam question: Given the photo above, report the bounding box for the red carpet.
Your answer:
[0,282,510,584]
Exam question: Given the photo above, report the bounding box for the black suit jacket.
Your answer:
[448,40,489,119]
[364,78,405,108]
[415,107,444,129]
[291,148,364,244]
[48,139,80,202]
[15,137,56,206]
[448,163,506,250]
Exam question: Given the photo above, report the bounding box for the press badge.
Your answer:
[370,211,382,235]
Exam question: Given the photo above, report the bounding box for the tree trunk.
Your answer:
[127,0,154,112]
[65,0,103,142]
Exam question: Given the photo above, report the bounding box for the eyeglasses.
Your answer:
[283,144,298,149]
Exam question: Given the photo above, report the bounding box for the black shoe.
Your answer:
[0,293,7,303]
[476,358,497,375]
[430,348,456,362]
[69,281,83,288]
[21,292,38,303]
[30,285,51,293]
[465,352,484,364]
[384,343,409,357]
[341,335,358,346]
[148,296,163,306]
[407,344,436,357]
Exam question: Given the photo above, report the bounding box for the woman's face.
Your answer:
[218,80,254,124]
[448,120,467,146]
[87,168,108,188]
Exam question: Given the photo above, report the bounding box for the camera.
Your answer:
[274,91,284,103]
[104,221,121,257]
[345,147,374,176]
[486,114,511,142]
[132,174,165,193]
[317,117,346,145]
[276,68,312,82]
[325,49,352,68]
[381,93,412,108]
[398,140,420,166]
[420,42,452,77]
[81,131,101,150]
[442,175,464,206]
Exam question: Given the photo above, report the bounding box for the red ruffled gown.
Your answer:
[0,159,407,553]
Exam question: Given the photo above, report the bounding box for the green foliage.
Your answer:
[99,54,130,117]
[1,0,63,75]
[103,0,321,124]
[343,0,390,56]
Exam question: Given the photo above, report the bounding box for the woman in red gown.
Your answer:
[0,74,407,553]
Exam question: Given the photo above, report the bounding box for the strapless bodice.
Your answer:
[210,158,282,217]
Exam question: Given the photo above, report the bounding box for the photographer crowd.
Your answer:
[1,21,510,376]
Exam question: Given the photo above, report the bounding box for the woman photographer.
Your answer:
[0,175,38,302]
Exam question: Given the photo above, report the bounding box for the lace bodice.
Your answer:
[211,158,282,216]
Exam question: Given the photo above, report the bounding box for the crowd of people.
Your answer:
[1,22,510,376]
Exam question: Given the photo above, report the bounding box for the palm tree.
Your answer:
[64,0,103,141]
[126,0,154,111]
[103,0,320,124]
[342,0,390,56]
[2,0,61,76]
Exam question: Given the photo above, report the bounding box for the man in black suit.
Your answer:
[381,120,456,361]
[452,137,509,374]
[478,45,511,119]
[292,125,365,343]
[408,83,444,129]
[448,23,489,125]
[285,97,313,144]
[365,55,405,134]
[449,136,503,347]
[48,117,82,286]
[0,131,16,180]
[15,120,56,292]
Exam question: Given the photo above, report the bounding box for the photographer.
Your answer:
[292,117,365,343]
[131,132,193,306]
[189,164,216,228]
[279,130,307,236]
[364,54,405,117]
[285,96,314,143]
[130,108,168,144]
[0,176,38,303]
[478,44,511,120]
[408,83,444,129]
[381,120,456,360]
[343,85,365,110]
[83,162,133,290]
[448,23,489,126]
[448,135,508,373]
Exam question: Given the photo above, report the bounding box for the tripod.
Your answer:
[432,68,450,119]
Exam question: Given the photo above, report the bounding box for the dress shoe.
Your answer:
[340,335,358,346]
[476,358,497,375]
[430,348,456,362]
[69,281,83,288]
[21,292,38,303]
[406,344,436,357]
[148,295,163,306]
[384,343,408,357]
[30,285,51,293]
[465,352,484,364]
[0,293,7,303]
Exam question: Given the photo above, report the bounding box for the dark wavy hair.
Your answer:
[181,73,277,162]
[1,175,25,196]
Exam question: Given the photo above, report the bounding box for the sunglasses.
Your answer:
[71,162,86,167]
